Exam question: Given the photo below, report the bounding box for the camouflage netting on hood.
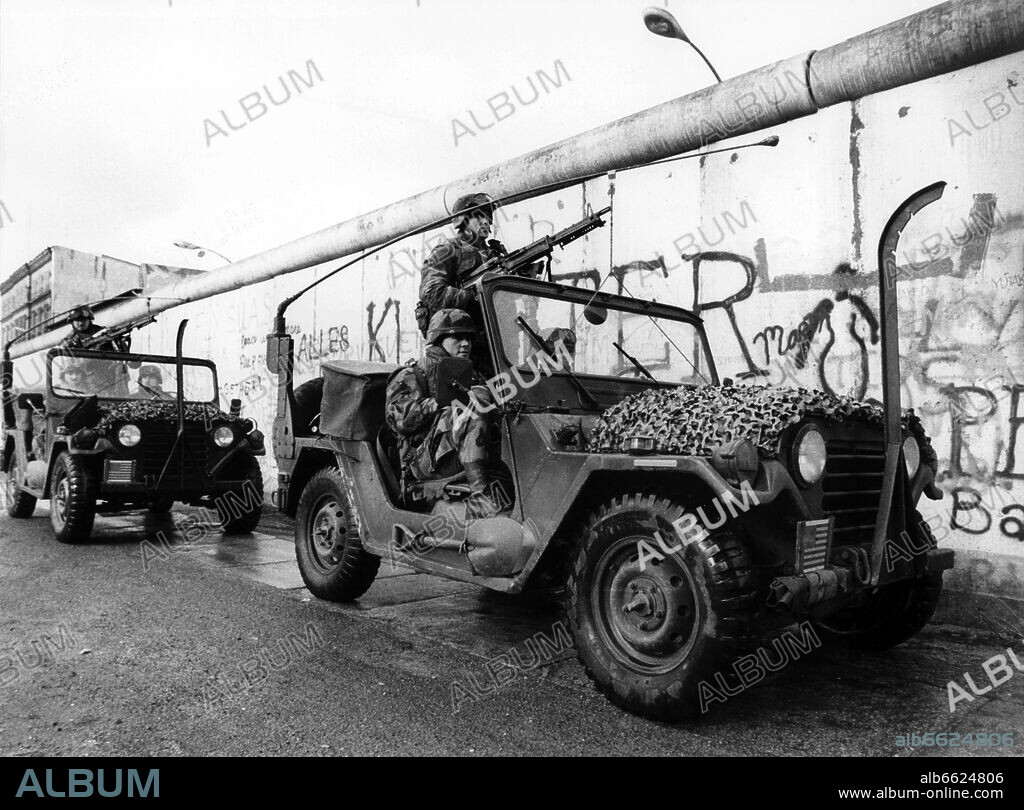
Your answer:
[96,401,243,430]
[591,384,935,462]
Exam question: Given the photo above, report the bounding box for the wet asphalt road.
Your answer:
[1,504,1023,757]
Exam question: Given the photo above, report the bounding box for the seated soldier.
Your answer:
[57,363,89,394]
[385,308,503,516]
[136,365,171,400]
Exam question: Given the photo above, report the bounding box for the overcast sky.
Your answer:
[0,0,934,284]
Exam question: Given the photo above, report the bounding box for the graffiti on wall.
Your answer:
[556,190,1024,542]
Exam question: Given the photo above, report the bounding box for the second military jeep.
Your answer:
[2,339,266,544]
[268,261,954,719]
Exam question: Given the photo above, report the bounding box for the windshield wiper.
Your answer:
[612,341,656,382]
[53,385,85,395]
[515,316,601,410]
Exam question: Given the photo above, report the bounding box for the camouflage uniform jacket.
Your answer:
[418,235,506,321]
[385,344,487,475]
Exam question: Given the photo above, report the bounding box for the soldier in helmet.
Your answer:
[58,362,89,393]
[61,305,131,353]
[416,192,506,336]
[136,365,171,400]
[385,308,503,516]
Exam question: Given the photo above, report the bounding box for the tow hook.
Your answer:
[767,568,847,612]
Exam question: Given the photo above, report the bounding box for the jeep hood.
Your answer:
[95,401,242,430]
[591,384,934,461]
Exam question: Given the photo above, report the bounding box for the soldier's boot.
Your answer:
[463,461,503,519]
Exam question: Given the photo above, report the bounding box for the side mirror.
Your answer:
[583,304,608,326]
[17,392,44,412]
[266,334,293,376]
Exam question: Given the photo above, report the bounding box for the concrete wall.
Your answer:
[688,53,1024,609]
[24,51,1019,611]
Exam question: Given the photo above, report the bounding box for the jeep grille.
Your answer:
[139,422,209,481]
[821,436,885,546]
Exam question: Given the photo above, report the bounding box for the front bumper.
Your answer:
[766,518,955,614]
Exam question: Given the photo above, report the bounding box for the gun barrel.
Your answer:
[490,205,613,280]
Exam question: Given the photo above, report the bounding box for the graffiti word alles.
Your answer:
[204,59,324,147]
[947,74,1024,146]
[296,325,350,364]
[699,622,822,713]
[636,482,762,573]
[452,60,571,147]
[947,640,1024,712]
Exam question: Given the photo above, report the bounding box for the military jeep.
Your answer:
[269,267,953,719]
[2,340,265,544]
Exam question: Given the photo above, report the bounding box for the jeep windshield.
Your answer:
[49,352,217,403]
[490,286,716,387]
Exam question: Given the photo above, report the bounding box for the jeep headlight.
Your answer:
[903,435,920,478]
[793,426,826,487]
[213,425,235,448]
[118,424,142,447]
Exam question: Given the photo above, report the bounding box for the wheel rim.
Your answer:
[52,470,69,529]
[590,534,701,674]
[306,494,346,574]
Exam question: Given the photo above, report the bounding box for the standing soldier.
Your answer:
[385,309,503,516]
[416,192,506,336]
[61,305,131,353]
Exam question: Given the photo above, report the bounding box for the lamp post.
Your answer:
[173,240,233,264]
[642,6,722,83]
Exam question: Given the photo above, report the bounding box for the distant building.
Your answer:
[0,246,202,347]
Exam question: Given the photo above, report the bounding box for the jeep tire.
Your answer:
[217,456,264,535]
[50,451,98,544]
[813,511,943,649]
[295,467,380,602]
[4,446,37,519]
[566,493,757,720]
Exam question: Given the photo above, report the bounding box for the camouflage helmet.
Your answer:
[451,192,495,231]
[138,365,163,384]
[427,309,477,345]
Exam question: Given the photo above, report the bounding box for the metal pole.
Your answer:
[9,0,1023,359]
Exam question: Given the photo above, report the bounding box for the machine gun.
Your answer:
[467,205,612,283]
[71,315,157,352]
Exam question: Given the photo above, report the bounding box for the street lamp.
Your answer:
[173,240,233,264]
[642,6,722,83]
